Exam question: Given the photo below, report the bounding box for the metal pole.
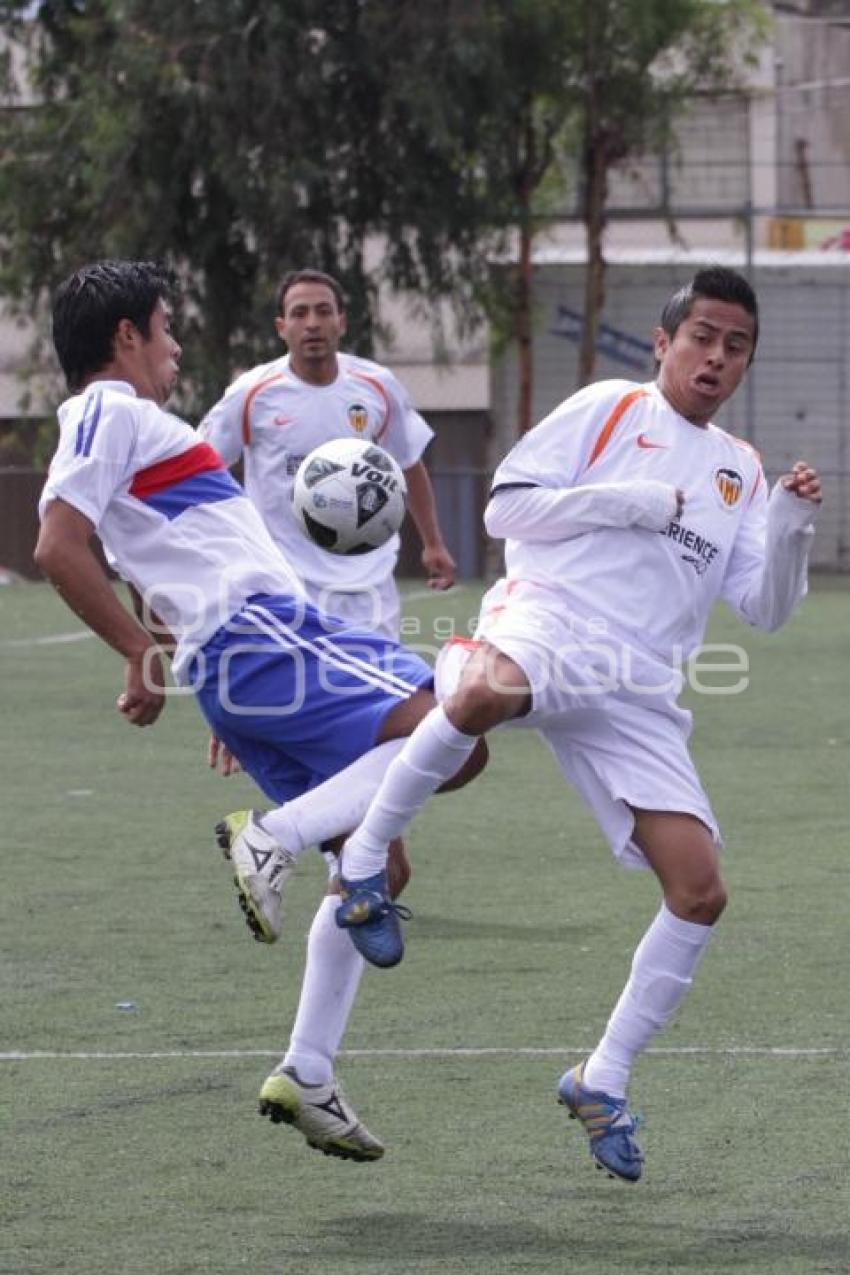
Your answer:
[744,199,756,445]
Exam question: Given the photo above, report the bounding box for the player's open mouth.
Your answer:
[694,374,719,392]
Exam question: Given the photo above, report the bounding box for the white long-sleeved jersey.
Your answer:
[485,379,818,663]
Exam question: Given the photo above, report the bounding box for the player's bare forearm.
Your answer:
[403,460,456,589]
[36,501,152,659]
[35,499,166,725]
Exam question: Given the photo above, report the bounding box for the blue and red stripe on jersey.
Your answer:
[129,441,242,520]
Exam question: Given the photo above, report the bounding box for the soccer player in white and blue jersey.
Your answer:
[35,260,486,1163]
[197,270,457,1108]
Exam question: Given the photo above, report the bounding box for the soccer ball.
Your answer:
[292,438,407,555]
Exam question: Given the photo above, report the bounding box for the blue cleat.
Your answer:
[557,1061,644,1183]
[335,869,411,968]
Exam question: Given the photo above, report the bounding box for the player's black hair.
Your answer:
[277,268,345,316]
[52,259,174,392]
[659,266,759,363]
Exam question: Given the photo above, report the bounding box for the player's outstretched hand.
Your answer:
[208,734,242,776]
[116,648,166,727]
[781,461,822,504]
[422,542,457,591]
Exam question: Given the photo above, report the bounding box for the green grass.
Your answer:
[2,579,849,1275]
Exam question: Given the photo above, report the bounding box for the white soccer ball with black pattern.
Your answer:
[292,438,407,555]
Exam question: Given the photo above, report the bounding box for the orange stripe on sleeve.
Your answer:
[584,388,649,471]
[241,371,286,446]
[731,438,764,506]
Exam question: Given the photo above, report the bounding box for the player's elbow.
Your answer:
[33,526,63,580]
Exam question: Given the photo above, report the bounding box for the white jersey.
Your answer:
[488,378,817,664]
[39,380,304,682]
[198,351,433,590]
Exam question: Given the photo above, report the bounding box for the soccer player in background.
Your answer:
[331,266,822,1182]
[35,259,486,1164]
[198,267,456,635]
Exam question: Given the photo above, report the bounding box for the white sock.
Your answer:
[341,706,479,880]
[582,903,714,1099]
[282,896,365,1085]
[259,738,407,854]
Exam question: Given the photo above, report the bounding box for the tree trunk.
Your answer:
[577,1,607,390]
[516,205,534,435]
[578,139,608,388]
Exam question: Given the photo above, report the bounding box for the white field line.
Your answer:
[1,630,94,649]
[1,1045,846,1063]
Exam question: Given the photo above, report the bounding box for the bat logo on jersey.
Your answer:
[681,554,710,576]
[348,403,368,434]
[714,467,743,509]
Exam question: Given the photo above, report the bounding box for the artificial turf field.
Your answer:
[2,578,849,1275]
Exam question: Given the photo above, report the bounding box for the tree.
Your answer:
[461,0,768,433]
[0,0,767,431]
[0,0,501,411]
[447,2,583,436]
[565,0,768,386]
[424,0,768,433]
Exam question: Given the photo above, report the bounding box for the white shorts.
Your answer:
[302,575,401,640]
[435,580,720,869]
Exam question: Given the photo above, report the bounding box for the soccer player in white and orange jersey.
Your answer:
[35,260,486,1164]
[335,266,823,1181]
[198,268,455,635]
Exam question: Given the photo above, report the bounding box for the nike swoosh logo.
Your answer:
[636,433,669,450]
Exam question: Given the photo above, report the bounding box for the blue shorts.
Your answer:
[192,594,433,803]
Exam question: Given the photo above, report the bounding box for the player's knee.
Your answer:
[706,881,728,922]
[667,878,727,925]
[446,676,523,735]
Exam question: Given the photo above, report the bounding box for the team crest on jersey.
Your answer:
[348,403,368,434]
[714,466,743,510]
